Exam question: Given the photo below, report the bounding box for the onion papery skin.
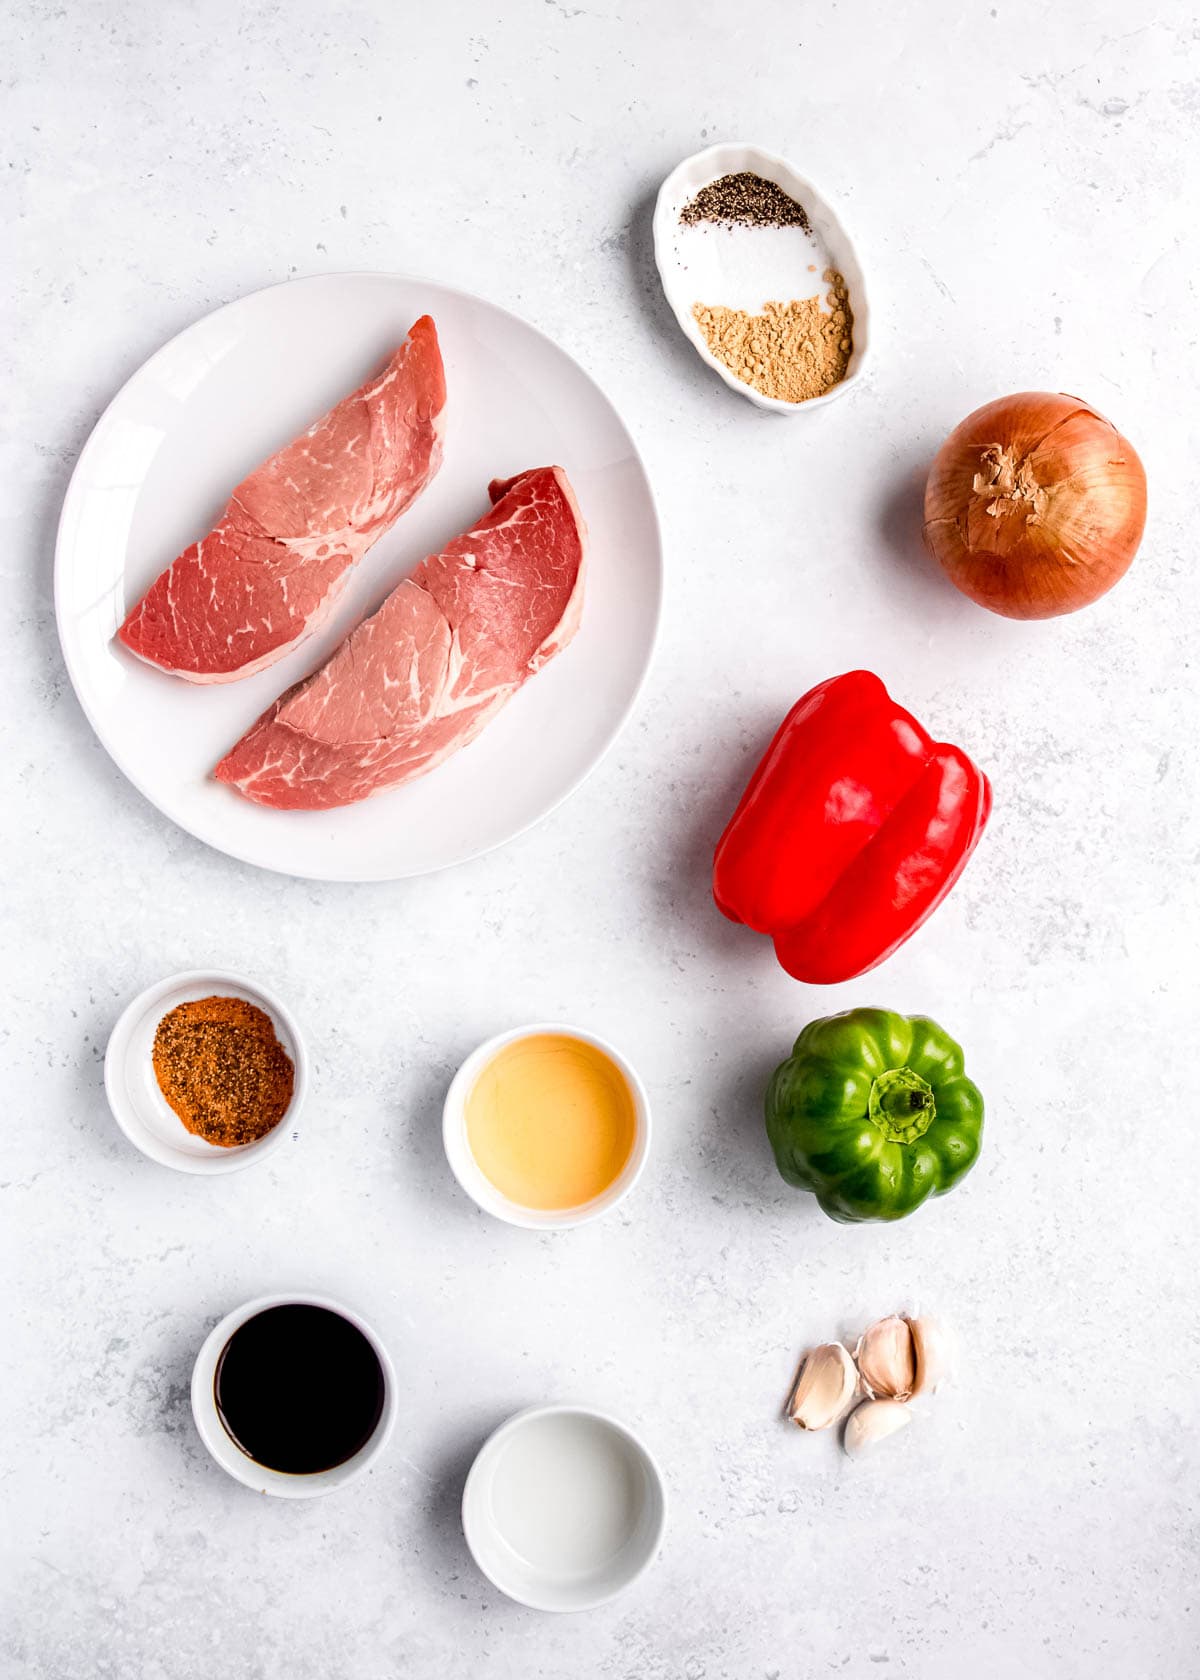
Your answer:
[922,392,1147,620]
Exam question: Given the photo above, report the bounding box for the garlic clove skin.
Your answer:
[843,1398,913,1457]
[786,1342,858,1430]
[906,1315,952,1397]
[854,1315,916,1401]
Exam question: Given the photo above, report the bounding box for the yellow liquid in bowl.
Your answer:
[465,1034,638,1211]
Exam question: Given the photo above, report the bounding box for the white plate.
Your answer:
[56,274,662,881]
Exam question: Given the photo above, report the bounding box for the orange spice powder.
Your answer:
[152,995,294,1147]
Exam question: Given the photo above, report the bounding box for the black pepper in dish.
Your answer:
[679,171,811,233]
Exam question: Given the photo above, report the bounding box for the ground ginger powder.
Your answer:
[693,271,853,404]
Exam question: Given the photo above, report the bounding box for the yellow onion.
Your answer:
[923,392,1147,619]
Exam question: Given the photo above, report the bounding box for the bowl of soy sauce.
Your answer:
[191,1294,396,1497]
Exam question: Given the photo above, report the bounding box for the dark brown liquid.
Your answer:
[214,1304,386,1475]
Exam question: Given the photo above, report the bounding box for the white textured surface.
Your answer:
[4,2,1198,1675]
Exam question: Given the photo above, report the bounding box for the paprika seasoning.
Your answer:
[152,995,294,1147]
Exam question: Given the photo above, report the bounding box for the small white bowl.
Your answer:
[442,1023,651,1230]
[462,1404,667,1612]
[104,969,307,1173]
[191,1292,397,1498]
[653,140,870,414]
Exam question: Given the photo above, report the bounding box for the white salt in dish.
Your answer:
[653,142,871,414]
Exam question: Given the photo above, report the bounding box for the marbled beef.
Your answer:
[117,317,446,682]
[214,466,587,810]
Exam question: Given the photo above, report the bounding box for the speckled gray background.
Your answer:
[5,1,1199,1675]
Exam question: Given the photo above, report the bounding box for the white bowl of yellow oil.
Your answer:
[442,1024,650,1229]
[461,1403,667,1611]
[653,140,870,413]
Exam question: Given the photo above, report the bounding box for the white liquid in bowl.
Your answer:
[490,1413,644,1577]
[463,1406,666,1611]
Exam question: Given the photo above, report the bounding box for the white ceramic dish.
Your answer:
[191,1293,396,1498]
[462,1404,667,1612]
[442,1023,651,1230]
[104,969,306,1174]
[653,142,870,414]
[55,273,663,881]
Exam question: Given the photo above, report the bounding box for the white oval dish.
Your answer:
[653,142,870,413]
[104,969,307,1174]
[191,1293,396,1498]
[442,1023,651,1230]
[462,1404,667,1611]
[55,273,663,881]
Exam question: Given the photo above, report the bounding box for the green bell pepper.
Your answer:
[765,1007,984,1223]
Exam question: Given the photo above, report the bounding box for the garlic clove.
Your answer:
[906,1315,952,1397]
[786,1342,858,1430]
[854,1315,916,1401]
[843,1398,913,1457]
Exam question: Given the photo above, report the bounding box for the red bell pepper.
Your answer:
[713,671,991,983]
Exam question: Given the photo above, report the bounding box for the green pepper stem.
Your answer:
[869,1067,936,1144]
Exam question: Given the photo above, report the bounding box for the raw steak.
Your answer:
[214,466,587,810]
[117,316,447,682]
